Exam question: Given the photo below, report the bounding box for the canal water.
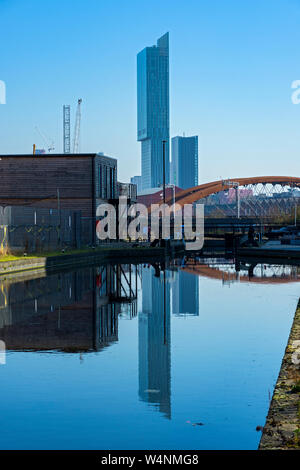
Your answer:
[0,258,299,450]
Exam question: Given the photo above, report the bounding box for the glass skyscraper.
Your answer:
[170,135,198,189]
[137,33,170,191]
[130,175,142,194]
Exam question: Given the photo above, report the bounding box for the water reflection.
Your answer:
[0,265,138,352]
[139,265,171,419]
[0,258,298,354]
[0,257,299,449]
[172,270,199,316]
[181,258,300,285]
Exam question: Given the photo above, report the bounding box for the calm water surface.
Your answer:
[0,258,299,450]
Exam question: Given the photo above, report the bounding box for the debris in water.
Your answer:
[186,420,204,426]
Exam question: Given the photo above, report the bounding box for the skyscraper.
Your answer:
[170,136,198,189]
[137,33,170,191]
[130,175,142,194]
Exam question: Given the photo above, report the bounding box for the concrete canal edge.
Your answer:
[259,301,300,450]
[0,257,46,276]
[0,246,177,277]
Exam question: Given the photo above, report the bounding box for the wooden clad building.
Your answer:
[0,152,118,218]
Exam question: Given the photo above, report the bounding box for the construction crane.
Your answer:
[72,98,82,153]
[34,126,55,153]
[63,105,71,153]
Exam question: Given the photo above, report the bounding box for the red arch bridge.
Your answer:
[161,176,300,218]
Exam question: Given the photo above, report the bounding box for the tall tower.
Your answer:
[63,105,71,154]
[171,136,198,189]
[137,33,170,191]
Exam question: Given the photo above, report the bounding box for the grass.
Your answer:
[291,381,300,394]
[0,248,99,262]
[0,243,154,263]
[0,254,35,262]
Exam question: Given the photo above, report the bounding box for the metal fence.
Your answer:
[0,206,85,253]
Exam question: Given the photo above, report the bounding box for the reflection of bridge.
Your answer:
[181,261,300,284]
[165,176,300,218]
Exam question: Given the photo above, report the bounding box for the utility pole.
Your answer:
[162,140,166,204]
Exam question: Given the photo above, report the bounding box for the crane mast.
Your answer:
[63,105,71,153]
[72,98,82,153]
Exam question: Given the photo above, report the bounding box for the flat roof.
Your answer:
[0,152,118,162]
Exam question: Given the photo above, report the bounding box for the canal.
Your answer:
[0,258,299,450]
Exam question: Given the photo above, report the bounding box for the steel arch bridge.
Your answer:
[164,176,300,218]
[167,176,300,206]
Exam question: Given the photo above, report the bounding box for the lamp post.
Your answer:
[162,140,166,205]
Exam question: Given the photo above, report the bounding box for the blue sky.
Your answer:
[0,0,300,183]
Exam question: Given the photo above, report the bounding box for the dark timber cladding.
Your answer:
[0,153,118,218]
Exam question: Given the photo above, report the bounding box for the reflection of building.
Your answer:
[170,136,198,189]
[138,266,171,419]
[137,33,170,190]
[172,270,199,316]
[0,265,137,352]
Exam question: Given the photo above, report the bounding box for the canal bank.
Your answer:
[259,301,300,449]
[0,243,184,277]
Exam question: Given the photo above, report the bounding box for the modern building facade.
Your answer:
[130,175,142,194]
[170,136,198,189]
[137,33,170,191]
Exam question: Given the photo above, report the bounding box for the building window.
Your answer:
[98,165,102,198]
[110,167,113,199]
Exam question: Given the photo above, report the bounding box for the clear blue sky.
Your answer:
[1,0,300,183]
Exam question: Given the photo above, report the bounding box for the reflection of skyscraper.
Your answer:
[137,33,170,190]
[172,270,199,316]
[138,266,171,419]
